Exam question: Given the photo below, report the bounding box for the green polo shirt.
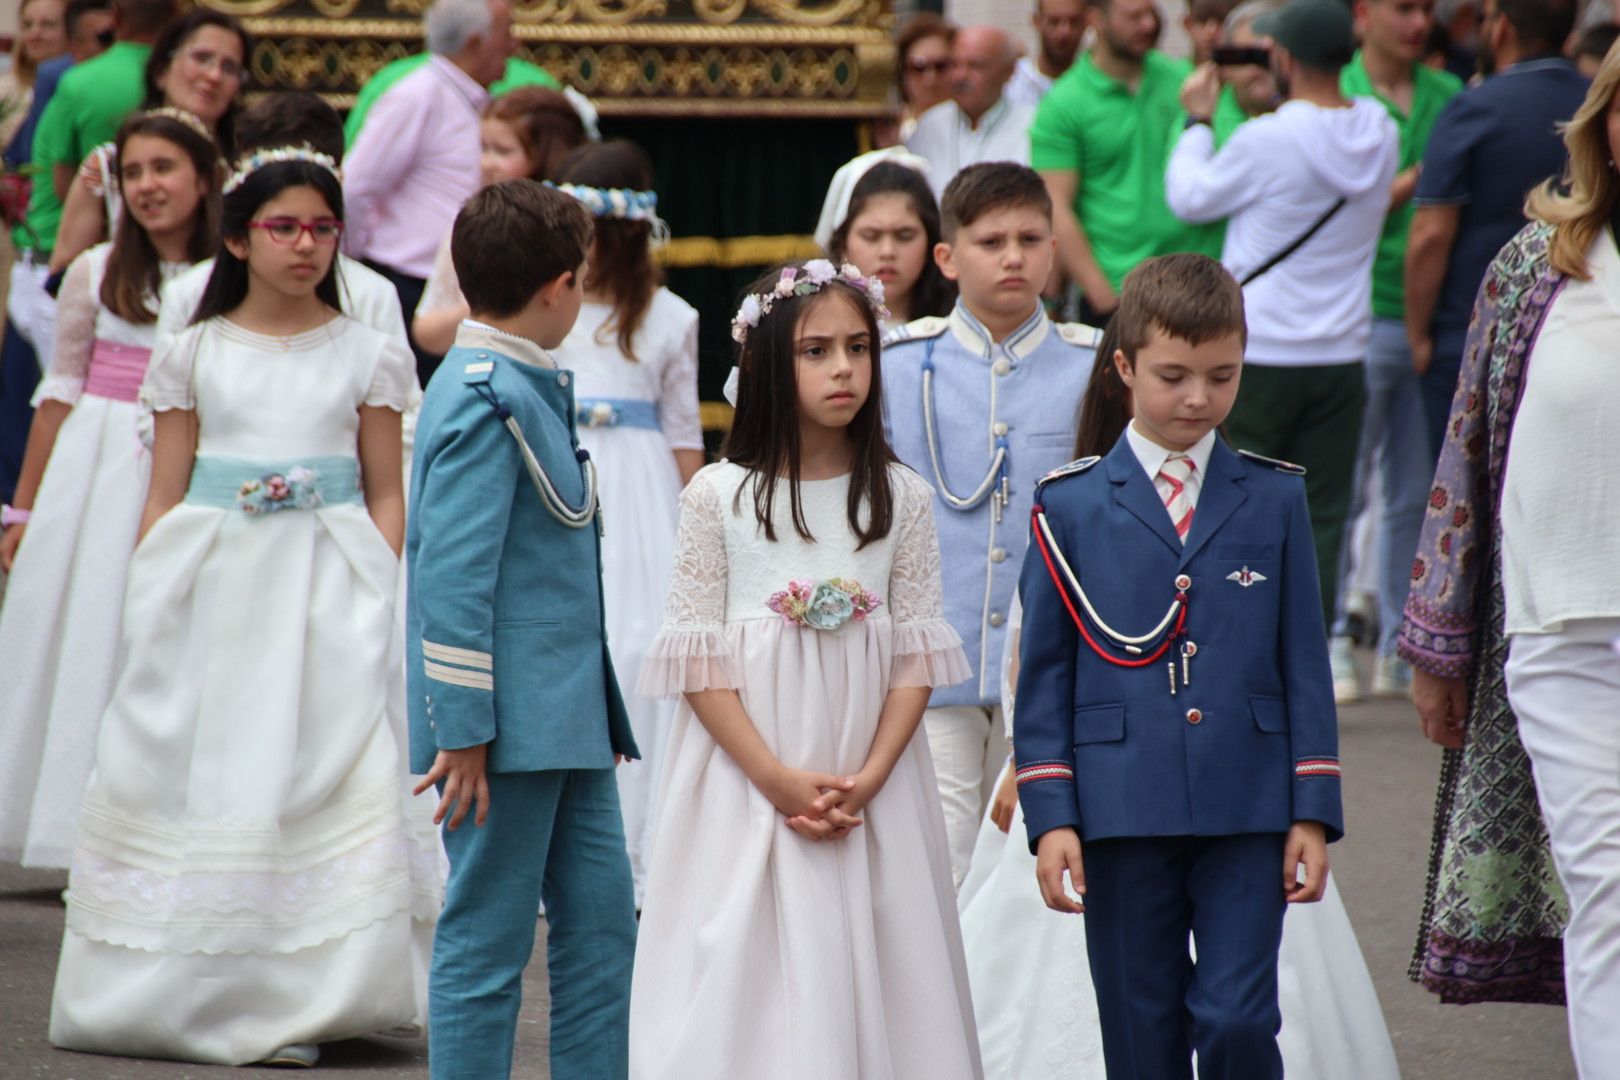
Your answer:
[344,54,561,147]
[1030,49,1212,291]
[14,40,150,252]
[1165,85,1255,261]
[1341,52,1462,319]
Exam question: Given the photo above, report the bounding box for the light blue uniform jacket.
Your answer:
[883,301,1099,707]
[405,323,639,775]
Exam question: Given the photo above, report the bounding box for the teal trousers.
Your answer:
[429,768,636,1080]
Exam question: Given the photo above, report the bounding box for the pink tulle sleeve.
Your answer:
[636,470,742,696]
[888,470,971,689]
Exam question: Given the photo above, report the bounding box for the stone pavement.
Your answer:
[1,691,1574,1078]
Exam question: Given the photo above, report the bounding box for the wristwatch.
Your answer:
[1,504,30,527]
[1184,115,1212,129]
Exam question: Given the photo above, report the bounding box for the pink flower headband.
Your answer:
[730,259,888,346]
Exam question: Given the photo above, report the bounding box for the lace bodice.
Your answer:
[641,461,968,696]
[32,244,183,407]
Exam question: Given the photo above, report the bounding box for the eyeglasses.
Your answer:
[906,58,952,76]
[177,46,245,82]
[248,218,343,245]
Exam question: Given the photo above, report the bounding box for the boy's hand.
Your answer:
[414,744,491,830]
[1035,828,1086,914]
[1284,821,1328,903]
[989,766,1018,834]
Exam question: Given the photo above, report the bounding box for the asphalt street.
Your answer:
[0,688,1575,1078]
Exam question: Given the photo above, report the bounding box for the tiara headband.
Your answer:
[730,259,888,345]
[140,106,213,144]
[548,182,670,246]
[222,145,342,195]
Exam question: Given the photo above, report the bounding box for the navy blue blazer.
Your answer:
[1014,434,1343,850]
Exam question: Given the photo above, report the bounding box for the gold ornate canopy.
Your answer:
[209,0,895,116]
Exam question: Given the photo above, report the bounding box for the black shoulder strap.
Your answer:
[1239,197,1349,287]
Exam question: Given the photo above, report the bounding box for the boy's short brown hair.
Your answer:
[939,162,1053,240]
[1115,253,1246,364]
[452,179,593,318]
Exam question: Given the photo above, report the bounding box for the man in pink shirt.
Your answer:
[344,0,513,384]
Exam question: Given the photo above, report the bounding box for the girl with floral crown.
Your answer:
[629,259,982,1078]
[0,111,219,870]
[46,144,439,1068]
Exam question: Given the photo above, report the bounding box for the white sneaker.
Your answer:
[262,1044,319,1068]
[1372,654,1413,698]
[1330,637,1361,704]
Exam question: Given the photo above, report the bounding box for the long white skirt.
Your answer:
[0,394,146,867]
[580,422,680,905]
[48,501,441,1065]
[959,764,1400,1080]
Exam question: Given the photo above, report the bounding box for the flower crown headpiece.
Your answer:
[548,182,670,246]
[730,259,888,345]
[141,106,213,144]
[222,144,342,195]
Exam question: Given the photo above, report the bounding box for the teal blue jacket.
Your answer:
[405,323,638,774]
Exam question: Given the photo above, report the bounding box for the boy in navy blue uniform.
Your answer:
[1014,254,1342,1080]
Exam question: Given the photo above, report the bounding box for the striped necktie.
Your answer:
[1157,454,1195,543]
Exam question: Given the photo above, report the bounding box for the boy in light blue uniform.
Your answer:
[407,180,639,1080]
[1016,254,1341,1080]
[883,162,1099,888]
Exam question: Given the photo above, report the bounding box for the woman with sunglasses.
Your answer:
[895,14,957,144]
[47,144,435,1068]
[49,8,250,275]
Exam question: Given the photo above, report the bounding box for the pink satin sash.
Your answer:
[83,339,152,403]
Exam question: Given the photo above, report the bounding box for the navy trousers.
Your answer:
[0,318,39,503]
[430,768,636,1080]
[1081,833,1288,1080]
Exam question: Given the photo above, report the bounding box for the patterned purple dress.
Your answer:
[1397,221,1569,1005]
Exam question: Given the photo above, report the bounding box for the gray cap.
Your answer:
[1253,0,1356,69]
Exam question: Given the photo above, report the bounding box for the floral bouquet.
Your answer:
[576,401,620,428]
[766,577,883,631]
[236,466,325,516]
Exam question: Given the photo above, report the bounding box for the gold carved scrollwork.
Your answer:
[691,0,748,24]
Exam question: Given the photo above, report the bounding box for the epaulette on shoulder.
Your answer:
[1036,456,1102,489]
[460,356,496,385]
[883,315,949,347]
[1054,321,1103,349]
[1237,449,1306,475]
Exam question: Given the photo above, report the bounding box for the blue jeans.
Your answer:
[1334,319,1430,657]
[429,768,636,1080]
[1420,346,1464,464]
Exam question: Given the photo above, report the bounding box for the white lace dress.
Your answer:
[630,461,983,1080]
[48,315,442,1066]
[958,600,1401,1080]
[0,245,182,868]
[554,288,700,905]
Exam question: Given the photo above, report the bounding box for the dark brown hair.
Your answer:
[483,85,588,182]
[453,179,592,318]
[828,161,957,320]
[1071,313,1130,459]
[895,13,957,99]
[1114,252,1246,366]
[144,8,251,157]
[554,140,661,361]
[101,112,218,324]
[722,265,896,549]
[233,90,344,162]
[939,162,1053,241]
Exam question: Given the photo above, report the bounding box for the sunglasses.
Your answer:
[906,58,953,76]
[248,218,343,245]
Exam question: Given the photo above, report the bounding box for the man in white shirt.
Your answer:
[906,26,1036,202]
[1004,0,1087,109]
[1164,0,1399,625]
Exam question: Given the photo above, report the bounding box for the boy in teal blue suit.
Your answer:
[406,180,639,1080]
[1015,255,1342,1080]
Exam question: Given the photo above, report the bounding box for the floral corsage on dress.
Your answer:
[767,578,882,631]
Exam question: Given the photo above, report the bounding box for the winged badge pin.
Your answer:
[1227,566,1267,588]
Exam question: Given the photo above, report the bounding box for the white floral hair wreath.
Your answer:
[730,259,888,346]
[140,106,213,144]
[222,144,342,195]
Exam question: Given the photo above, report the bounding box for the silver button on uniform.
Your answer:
[990,547,1006,563]
[1186,708,1203,725]
[989,612,1005,628]
[992,421,1009,437]
[558,372,570,387]
[993,358,1011,376]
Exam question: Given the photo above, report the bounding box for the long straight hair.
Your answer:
[190,160,344,325]
[722,270,896,549]
[1526,43,1620,280]
[101,112,219,324]
[1071,313,1129,460]
[554,140,660,362]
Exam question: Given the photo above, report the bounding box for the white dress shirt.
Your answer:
[1125,421,1216,514]
[905,95,1036,202]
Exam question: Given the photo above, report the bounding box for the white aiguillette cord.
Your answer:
[921,340,1008,518]
[474,381,601,532]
